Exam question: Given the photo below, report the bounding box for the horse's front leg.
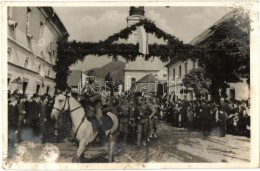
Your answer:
[72,141,87,163]
[109,133,116,163]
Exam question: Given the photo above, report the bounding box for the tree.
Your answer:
[194,8,250,100]
[182,68,211,98]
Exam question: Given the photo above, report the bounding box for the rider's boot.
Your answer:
[97,120,108,149]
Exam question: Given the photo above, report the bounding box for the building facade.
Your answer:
[7,7,68,97]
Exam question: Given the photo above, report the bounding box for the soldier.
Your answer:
[117,96,130,147]
[81,69,106,144]
[148,97,160,139]
[134,95,149,146]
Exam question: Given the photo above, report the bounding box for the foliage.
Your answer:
[193,9,250,100]
[182,68,212,98]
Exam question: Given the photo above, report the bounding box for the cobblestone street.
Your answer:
[22,121,250,163]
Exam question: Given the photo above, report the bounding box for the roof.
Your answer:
[137,73,160,83]
[40,7,69,36]
[165,10,233,68]
[67,70,81,87]
[125,57,166,71]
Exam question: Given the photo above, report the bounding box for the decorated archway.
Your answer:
[54,19,194,90]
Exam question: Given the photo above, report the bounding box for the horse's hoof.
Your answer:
[72,156,80,163]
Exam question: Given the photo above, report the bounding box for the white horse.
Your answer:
[51,89,118,163]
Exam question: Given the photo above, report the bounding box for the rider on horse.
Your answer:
[81,69,106,144]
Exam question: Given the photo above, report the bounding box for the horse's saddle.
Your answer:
[88,114,113,133]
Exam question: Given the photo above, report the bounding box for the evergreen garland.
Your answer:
[54,19,193,90]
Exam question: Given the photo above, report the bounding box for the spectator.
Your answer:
[16,94,27,142]
[40,94,49,143]
[8,95,19,157]
[27,94,41,137]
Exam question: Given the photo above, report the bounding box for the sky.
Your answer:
[54,6,230,71]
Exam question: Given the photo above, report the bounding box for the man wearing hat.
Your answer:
[218,97,228,137]
[8,95,19,156]
[16,94,27,142]
[135,95,149,146]
[81,69,106,144]
[27,94,41,137]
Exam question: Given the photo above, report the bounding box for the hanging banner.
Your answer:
[137,26,149,55]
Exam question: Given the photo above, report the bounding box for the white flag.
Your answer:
[35,25,55,57]
[137,26,149,55]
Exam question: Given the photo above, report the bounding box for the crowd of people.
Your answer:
[7,92,59,157]
[162,98,250,138]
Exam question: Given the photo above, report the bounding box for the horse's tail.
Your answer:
[106,112,119,135]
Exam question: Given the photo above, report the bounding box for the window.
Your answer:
[26,8,31,34]
[39,22,44,37]
[230,89,235,99]
[193,61,196,69]
[173,69,175,78]
[8,7,13,19]
[179,66,182,76]
[36,84,41,94]
[24,57,29,68]
[46,86,50,94]
[22,81,28,95]
[47,69,51,77]
[185,63,188,74]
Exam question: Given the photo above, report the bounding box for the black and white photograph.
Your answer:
[1,1,259,169]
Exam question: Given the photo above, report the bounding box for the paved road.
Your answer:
[10,121,250,163]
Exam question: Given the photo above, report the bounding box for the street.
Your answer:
[21,121,250,163]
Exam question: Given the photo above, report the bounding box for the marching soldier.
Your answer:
[134,96,149,146]
[128,95,137,144]
[117,96,130,146]
[148,97,160,140]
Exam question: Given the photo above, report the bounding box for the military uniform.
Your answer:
[81,69,106,144]
[117,98,130,146]
[82,81,102,119]
[134,97,149,146]
[148,99,159,139]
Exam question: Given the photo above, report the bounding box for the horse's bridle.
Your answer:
[52,92,82,116]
